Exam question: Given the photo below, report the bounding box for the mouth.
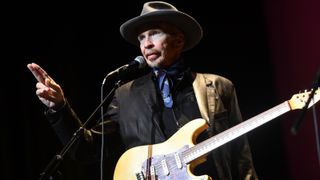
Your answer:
[147,54,158,61]
[145,52,159,61]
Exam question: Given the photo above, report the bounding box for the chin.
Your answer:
[147,61,160,68]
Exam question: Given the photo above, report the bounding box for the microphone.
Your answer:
[102,56,147,85]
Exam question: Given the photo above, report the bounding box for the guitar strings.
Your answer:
[145,154,186,177]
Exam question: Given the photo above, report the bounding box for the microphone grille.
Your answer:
[135,56,147,69]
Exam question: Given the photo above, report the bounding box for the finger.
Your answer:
[45,78,63,95]
[38,97,53,108]
[27,63,52,84]
[27,63,45,83]
[36,85,50,97]
[36,80,64,101]
[36,87,59,103]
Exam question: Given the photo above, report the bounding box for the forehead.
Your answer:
[136,22,181,35]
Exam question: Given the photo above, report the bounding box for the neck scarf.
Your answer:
[153,59,187,108]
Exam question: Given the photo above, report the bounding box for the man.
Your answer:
[28,1,258,179]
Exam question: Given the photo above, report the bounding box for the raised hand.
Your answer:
[27,63,66,110]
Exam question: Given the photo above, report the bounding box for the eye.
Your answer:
[150,30,163,37]
[150,30,160,36]
[150,30,165,40]
[137,34,145,43]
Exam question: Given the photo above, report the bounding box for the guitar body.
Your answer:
[114,118,211,180]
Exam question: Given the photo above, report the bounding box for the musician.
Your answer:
[28,1,259,179]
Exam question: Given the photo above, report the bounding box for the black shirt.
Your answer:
[158,69,202,138]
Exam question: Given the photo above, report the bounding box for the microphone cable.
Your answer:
[98,56,146,180]
[100,81,105,180]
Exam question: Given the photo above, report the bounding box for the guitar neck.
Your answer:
[182,101,291,163]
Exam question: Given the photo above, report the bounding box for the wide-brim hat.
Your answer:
[120,1,203,51]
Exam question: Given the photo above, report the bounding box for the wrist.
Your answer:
[49,100,66,113]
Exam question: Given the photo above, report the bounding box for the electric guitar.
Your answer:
[114,89,320,180]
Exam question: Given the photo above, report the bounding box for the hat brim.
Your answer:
[120,10,203,51]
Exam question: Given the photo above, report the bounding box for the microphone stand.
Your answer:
[39,79,123,180]
[291,69,320,135]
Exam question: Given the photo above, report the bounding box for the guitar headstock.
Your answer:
[289,88,320,110]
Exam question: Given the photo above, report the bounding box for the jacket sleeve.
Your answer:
[227,86,259,180]
[45,97,124,164]
[200,73,259,180]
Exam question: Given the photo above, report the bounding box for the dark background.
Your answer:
[2,0,319,179]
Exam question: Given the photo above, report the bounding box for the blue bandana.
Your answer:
[153,59,187,108]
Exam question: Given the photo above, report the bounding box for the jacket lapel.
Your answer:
[133,73,158,111]
[133,73,166,140]
[193,73,217,122]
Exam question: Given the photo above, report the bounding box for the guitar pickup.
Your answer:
[161,159,169,175]
[135,171,145,180]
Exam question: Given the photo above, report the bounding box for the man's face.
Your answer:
[137,23,184,68]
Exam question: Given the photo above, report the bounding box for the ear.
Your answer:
[174,33,185,50]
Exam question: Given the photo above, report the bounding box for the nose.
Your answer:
[142,37,154,49]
